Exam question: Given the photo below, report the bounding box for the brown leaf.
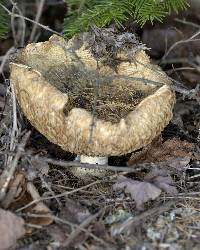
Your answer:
[27,158,49,181]
[93,222,107,239]
[48,225,67,247]
[128,137,195,166]
[47,200,92,249]
[145,170,178,195]
[26,182,53,227]
[0,209,25,250]
[58,198,91,247]
[153,176,178,195]
[113,176,161,210]
[60,198,91,224]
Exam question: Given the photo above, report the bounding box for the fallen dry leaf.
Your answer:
[48,225,67,247]
[113,176,161,210]
[93,222,107,240]
[26,157,50,181]
[60,198,91,224]
[145,169,178,195]
[26,182,53,227]
[0,209,25,250]
[1,171,26,209]
[113,171,178,210]
[57,198,91,247]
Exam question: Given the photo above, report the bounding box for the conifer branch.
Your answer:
[64,0,189,37]
[0,0,10,39]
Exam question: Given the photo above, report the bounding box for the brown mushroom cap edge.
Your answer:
[10,35,176,157]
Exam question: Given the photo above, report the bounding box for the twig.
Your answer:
[164,196,200,201]
[26,181,52,221]
[161,29,200,62]
[63,210,102,247]
[175,18,200,29]
[166,67,196,74]
[6,82,19,167]
[1,172,24,208]
[25,223,43,229]
[4,82,20,169]
[13,154,189,212]
[24,212,109,247]
[16,179,101,212]
[34,155,189,175]
[135,56,200,99]
[29,0,45,42]
[0,150,190,175]
[39,174,62,206]
[67,43,197,99]
[111,201,175,236]
[11,5,17,47]
[160,57,200,73]
[101,74,164,87]
[9,0,26,47]
[89,66,100,143]
[0,3,61,37]
[0,46,15,74]
[22,1,64,7]
[0,131,31,202]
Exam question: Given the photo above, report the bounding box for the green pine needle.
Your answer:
[64,0,189,37]
[0,0,10,39]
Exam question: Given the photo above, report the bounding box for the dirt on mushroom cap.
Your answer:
[13,28,159,123]
[44,63,149,123]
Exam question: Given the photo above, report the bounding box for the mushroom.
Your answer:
[10,33,175,177]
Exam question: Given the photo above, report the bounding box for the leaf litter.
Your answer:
[0,209,25,250]
[113,168,178,210]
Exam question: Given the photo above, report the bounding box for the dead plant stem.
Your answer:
[9,0,26,47]
[16,179,101,212]
[161,30,200,61]
[63,210,102,247]
[0,46,15,75]
[29,0,45,42]
[25,212,109,247]
[112,201,175,235]
[0,131,31,202]
[175,18,200,29]
[0,2,61,36]
[0,150,190,175]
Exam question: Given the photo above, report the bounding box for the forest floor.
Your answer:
[0,1,200,250]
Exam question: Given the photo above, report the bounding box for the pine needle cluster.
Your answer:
[64,0,189,37]
[0,0,9,39]
[0,0,189,39]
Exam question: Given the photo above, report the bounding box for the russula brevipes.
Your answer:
[10,32,175,176]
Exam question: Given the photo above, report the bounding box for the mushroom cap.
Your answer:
[10,35,175,157]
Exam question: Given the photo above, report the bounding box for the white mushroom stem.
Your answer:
[78,155,108,165]
[73,155,108,177]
